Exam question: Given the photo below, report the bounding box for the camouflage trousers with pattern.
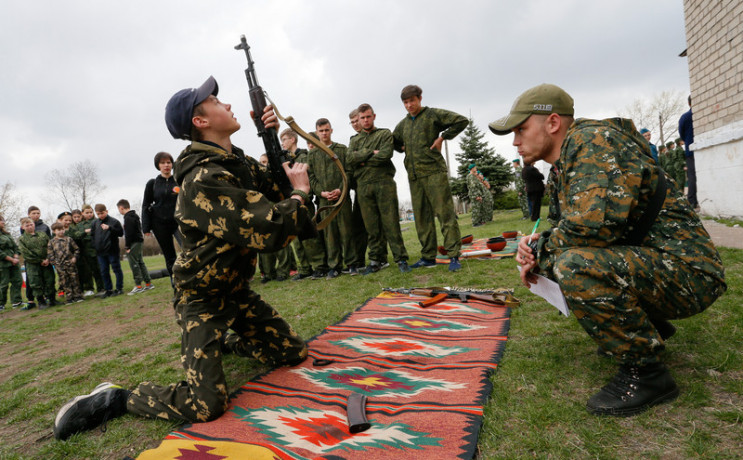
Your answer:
[552,245,725,366]
[410,172,461,259]
[56,263,82,301]
[357,180,408,264]
[126,287,307,423]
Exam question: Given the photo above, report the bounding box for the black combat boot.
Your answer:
[586,362,679,416]
[38,296,49,310]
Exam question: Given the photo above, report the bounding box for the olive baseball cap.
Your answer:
[165,76,219,140]
[489,84,574,135]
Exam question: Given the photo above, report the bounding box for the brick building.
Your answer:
[682,0,743,217]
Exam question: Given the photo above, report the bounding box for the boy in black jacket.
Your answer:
[90,204,124,297]
[117,199,153,295]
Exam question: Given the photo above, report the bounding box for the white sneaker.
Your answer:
[83,290,95,297]
[127,286,144,296]
[143,284,155,291]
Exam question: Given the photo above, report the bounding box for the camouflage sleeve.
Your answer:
[178,162,311,251]
[307,151,323,197]
[345,144,373,167]
[392,121,405,153]
[17,236,29,260]
[436,109,468,140]
[70,238,80,259]
[366,129,394,165]
[538,127,644,274]
[47,240,57,266]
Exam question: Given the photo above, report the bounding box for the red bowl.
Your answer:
[502,230,518,239]
[487,237,507,252]
[438,245,448,255]
[461,234,474,244]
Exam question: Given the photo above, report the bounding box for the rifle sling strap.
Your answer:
[265,93,349,231]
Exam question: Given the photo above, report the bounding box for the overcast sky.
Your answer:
[0,0,691,223]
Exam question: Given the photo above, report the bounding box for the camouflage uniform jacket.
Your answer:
[467,173,487,201]
[47,236,80,267]
[0,231,20,268]
[513,169,526,195]
[308,142,348,197]
[537,118,725,287]
[392,107,468,180]
[345,127,396,185]
[172,141,313,294]
[66,219,97,257]
[18,232,51,264]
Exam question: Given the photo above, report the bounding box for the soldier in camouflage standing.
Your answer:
[467,163,488,226]
[346,103,411,274]
[491,84,725,417]
[393,85,467,271]
[47,222,83,303]
[346,108,374,274]
[512,158,529,219]
[53,76,314,440]
[18,217,56,309]
[308,118,354,279]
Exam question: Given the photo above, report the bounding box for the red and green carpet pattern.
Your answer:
[137,291,511,460]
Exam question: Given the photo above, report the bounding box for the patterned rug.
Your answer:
[436,238,518,264]
[137,291,511,460]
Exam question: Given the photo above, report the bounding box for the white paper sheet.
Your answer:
[517,266,570,316]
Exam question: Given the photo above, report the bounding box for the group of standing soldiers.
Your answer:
[259,84,470,281]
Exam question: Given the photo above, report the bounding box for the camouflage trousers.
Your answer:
[127,287,307,423]
[552,246,725,366]
[410,172,461,259]
[56,263,82,301]
[77,252,103,292]
[318,196,354,271]
[470,198,488,226]
[518,191,529,218]
[0,265,23,306]
[25,262,56,300]
[350,191,370,268]
[357,180,408,264]
[259,246,293,279]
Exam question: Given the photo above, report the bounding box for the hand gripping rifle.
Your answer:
[234,35,348,231]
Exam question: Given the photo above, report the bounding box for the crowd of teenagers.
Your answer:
[0,202,155,310]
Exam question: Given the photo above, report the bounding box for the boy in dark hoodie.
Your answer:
[90,204,124,298]
[54,76,315,440]
[117,199,153,294]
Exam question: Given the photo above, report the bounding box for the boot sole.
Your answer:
[587,386,680,417]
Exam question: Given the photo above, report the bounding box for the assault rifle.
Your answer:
[383,287,519,308]
[234,35,293,198]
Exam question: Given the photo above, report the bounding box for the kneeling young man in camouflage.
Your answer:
[54,76,314,440]
[491,84,726,416]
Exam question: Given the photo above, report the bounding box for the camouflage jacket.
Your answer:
[345,127,396,185]
[18,231,50,264]
[173,141,313,294]
[538,118,725,288]
[47,235,79,267]
[513,169,526,194]
[308,142,347,197]
[392,107,468,181]
[66,219,97,257]
[0,231,20,268]
[467,173,487,201]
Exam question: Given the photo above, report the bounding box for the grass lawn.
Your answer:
[0,208,741,459]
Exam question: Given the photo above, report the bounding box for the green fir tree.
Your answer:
[449,118,512,202]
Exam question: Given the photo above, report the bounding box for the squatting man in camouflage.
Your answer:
[491,84,726,417]
[53,76,314,440]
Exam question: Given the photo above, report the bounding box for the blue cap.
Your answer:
[165,76,219,140]
[640,128,650,134]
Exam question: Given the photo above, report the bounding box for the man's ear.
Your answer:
[545,113,562,134]
[192,115,209,130]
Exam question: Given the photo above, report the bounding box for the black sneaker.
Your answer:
[260,276,272,284]
[362,262,381,276]
[310,270,327,280]
[53,382,129,440]
[586,363,679,417]
[292,272,311,281]
[112,289,123,297]
[326,269,340,279]
[397,260,411,273]
[348,266,359,276]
